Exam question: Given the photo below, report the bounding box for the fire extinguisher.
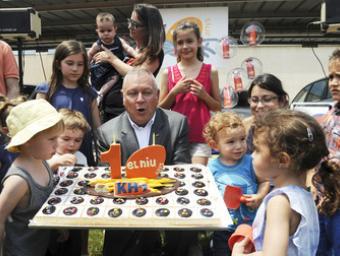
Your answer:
[246,60,255,79]
[233,73,243,92]
[222,39,230,59]
[248,27,257,46]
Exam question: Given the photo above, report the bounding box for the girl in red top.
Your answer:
[159,22,221,165]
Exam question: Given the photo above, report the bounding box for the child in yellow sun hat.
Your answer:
[1,99,63,256]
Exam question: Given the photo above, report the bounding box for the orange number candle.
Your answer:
[100,135,122,179]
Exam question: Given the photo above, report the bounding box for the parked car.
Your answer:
[290,77,332,118]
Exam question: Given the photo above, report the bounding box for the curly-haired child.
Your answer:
[232,109,334,255]
[313,160,340,255]
[204,112,269,256]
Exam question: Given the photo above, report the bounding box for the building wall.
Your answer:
[21,44,337,100]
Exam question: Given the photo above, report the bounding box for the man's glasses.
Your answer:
[127,18,144,29]
[248,96,278,105]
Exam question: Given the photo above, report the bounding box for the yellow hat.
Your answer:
[6,99,62,152]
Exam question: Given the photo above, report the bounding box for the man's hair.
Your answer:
[96,12,115,25]
[122,68,158,91]
[58,108,90,133]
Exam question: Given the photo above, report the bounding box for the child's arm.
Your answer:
[189,67,221,111]
[120,38,137,58]
[47,153,77,172]
[35,92,47,100]
[232,195,291,256]
[0,176,28,241]
[93,46,161,76]
[243,179,270,209]
[90,99,101,128]
[98,76,119,99]
[158,69,191,109]
[88,42,101,62]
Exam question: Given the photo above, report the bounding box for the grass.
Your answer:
[88,229,104,256]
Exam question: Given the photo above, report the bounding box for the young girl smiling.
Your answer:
[159,22,221,165]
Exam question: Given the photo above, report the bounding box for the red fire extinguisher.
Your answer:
[246,60,255,79]
[248,27,257,46]
[233,73,243,92]
[222,39,230,59]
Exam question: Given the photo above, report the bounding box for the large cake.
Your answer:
[30,165,232,229]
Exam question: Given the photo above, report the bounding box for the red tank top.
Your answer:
[167,63,212,143]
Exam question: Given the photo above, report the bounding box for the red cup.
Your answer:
[228,224,255,252]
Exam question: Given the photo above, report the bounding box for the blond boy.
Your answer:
[48,108,90,171]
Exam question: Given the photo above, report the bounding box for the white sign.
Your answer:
[160,7,229,68]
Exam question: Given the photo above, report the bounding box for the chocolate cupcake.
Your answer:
[191,173,204,180]
[42,205,56,215]
[87,167,96,172]
[70,196,84,204]
[174,173,185,179]
[175,188,189,196]
[78,180,88,187]
[194,189,208,197]
[59,180,73,187]
[177,197,190,205]
[200,208,214,217]
[71,167,82,172]
[197,198,211,206]
[53,176,60,186]
[135,197,149,205]
[108,208,122,218]
[112,198,126,205]
[132,208,146,217]
[179,181,186,187]
[87,207,100,216]
[190,167,202,173]
[73,188,86,195]
[192,181,205,188]
[101,173,110,179]
[54,187,68,195]
[48,197,62,205]
[90,196,104,205]
[67,171,78,179]
[174,167,185,172]
[63,206,78,216]
[155,208,170,217]
[84,172,97,179]
[178,208,192,218]
[156,197,169,205]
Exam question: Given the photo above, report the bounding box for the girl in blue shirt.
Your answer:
[36,40,101,167]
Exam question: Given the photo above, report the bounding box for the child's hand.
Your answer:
[94,46,118,65]
[189,80,207,98]
[231,236,251,255]
[242,194,263,209]
[172,77,192,95]
[57,154,77,167]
